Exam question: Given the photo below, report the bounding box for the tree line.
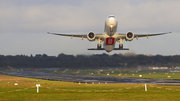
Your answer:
[0,53,179,69]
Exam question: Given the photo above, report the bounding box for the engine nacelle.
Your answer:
[126,31,134,41]
[87,32,96,41]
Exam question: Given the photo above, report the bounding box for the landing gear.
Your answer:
[97,44,101,49]
[119,44,123,50]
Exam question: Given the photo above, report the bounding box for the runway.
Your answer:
[1,71,180,85]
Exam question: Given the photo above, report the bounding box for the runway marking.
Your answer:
[43,85,143,93]
[165,88,172,90]
[78,91,83,92]
[8,91,12,93]
[0,87,31,94]
[16,89,21,91]
[148,85,180,92]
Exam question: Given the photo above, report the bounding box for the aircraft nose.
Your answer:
[106,18,117,26]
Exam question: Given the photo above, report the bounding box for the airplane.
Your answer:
[48,15,171,52]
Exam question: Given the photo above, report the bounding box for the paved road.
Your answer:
[1,71,180,85]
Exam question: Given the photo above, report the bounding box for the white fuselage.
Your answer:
[103,15,118,52]
[49,15,170,52]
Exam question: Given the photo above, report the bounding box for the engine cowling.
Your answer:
[126,31,134,41]
[87,32,96,41]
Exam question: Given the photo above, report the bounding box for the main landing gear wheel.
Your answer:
[97,44,101,50]
[119,44,123,50]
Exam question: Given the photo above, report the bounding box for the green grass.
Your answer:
[92,72,180,79]
[1,74,180,101]
[53,69,180,79]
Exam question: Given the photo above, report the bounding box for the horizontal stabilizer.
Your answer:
[114,48,129,50]
[88,48,105,50]
[88,48,129,50]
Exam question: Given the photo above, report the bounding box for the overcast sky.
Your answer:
[0,0,179,56]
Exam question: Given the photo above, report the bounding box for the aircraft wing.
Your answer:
[48,32,88,39]
[117,32,171,41]
[133,32,171,39]
[48,32,105,41]
[48,32,171,41]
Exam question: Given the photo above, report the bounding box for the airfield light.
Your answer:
[118,74,122,76]
[14,83,18,85]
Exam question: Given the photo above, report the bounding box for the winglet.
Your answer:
[47,32,51,34]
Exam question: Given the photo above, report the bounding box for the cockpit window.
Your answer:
[110,28,113,32]
[108,15,115,18]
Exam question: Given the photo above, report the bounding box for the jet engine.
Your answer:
[126,31,134,41]
[87,32,96,41]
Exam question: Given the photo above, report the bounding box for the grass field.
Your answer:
[0,74,180,101]
[93,72,180,79]
[54,69,180,79]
